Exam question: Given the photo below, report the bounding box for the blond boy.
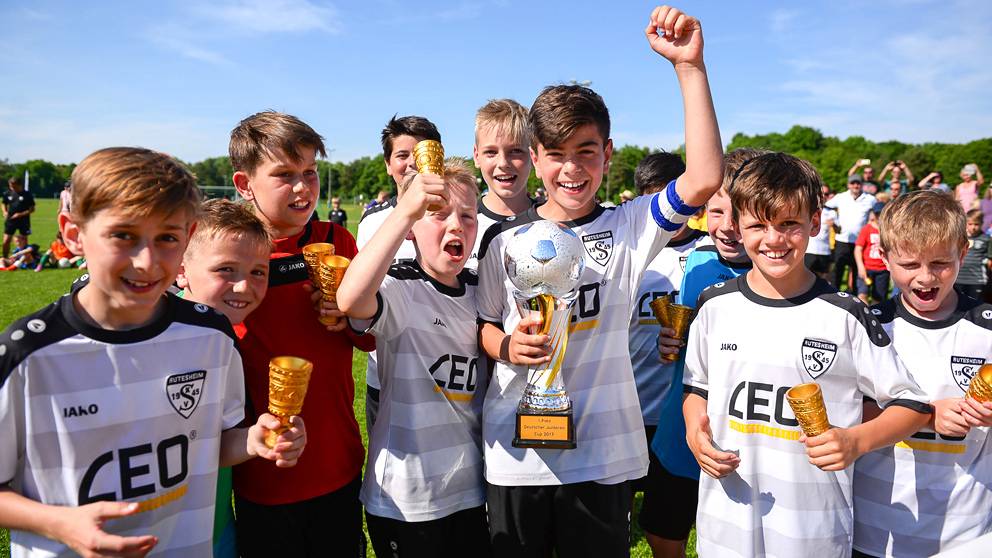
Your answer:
[0,147,303,558]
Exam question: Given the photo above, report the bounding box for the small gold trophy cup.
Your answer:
[317,254,350,326]
[266,356,313,447]
[302,242,334,285]
[651,298,694,362]
[786,383,831,437]
[413,139,446,212]
[504,220,586,450]
[966,363,992,403]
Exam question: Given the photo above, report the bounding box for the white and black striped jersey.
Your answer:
[467,198,537,272]
[0,291,246,558]
[629,229,710,425]
[351,261,485,521]
[854,293,992,557]
[684,275,931,558]
[476,183,698,486]
[357,198,418,431]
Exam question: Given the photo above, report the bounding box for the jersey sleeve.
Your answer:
[625,181,700,288]
[476,233,507,326]
[222,349,247,430]
[851,315,931,413]
[855,226,870,248]
[682,302,711,399]
[0,363,25,485]
[349,274,408,342]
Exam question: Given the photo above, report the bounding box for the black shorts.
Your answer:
[366,505,491,558]
[4,218,30,236]
[487,480,632,558]
[633,425,699,541]
[234,475,366,557]
[804,253,831,274]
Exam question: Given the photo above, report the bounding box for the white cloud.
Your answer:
[769,9,799,35]
[146,24,232,66]
[190,0,341,34]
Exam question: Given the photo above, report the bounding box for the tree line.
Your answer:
[2,126,989,201]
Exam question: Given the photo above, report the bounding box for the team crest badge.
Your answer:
[679,255,688,272]
[801,338,837,379]
[166,371,206,419]
[950,356,985,393]
[582,231,613,266]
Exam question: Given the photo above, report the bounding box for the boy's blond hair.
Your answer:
[229,111,327,175]
[185,198,273,258]
[70,147,201,223]
[966,208,984,224]
[878,190,967,254]
[728,152,823,223]
[475,99,530,146]
[399,157,480,200]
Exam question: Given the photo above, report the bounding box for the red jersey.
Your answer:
[234,220,375,505]
[855,222,887,272]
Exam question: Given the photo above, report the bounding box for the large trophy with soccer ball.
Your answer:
[504,220,585,449]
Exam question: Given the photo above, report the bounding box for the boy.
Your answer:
[0,234,39,270]
[175,198,273,558]
[357,115,442,434]
[476,7,724,556]
[0,147,304,558]
[647,148,760,558]
[470,99,536,269]
[853,191,992,558]
[328,196,348,228]
[627,150,709,558]
[229,112,374,557]
[953,209,991,301]
[2,177,34,258]
[682,152,932,557]
[34,231,83,271]
[827,174,876,293]
[338,159,490,557]
[854,201,889,304]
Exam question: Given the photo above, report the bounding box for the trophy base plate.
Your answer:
[513,407,576,449]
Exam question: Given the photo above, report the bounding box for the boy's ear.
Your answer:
[530,147,542,181]
[176,263,190,289]
[232,171,254,201]
[59,212,84,256]
[603,139,614,172]
[472,144,481,167]
[809,210,821,237]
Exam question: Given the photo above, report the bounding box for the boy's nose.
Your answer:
[131,243,155,270]
[232,278,248,293]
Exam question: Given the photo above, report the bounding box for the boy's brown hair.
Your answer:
[380,115,441,160]
[966,208,984,224]
[728,152,823,223]
[475,99,530,146]
[529,85,610,149]
[398,157,479,200]
[230,111,327,175]
[185,198,273,258]
[879,190,967,254]
[70,147,201,223]
[723,148,771,193]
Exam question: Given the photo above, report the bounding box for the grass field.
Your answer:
[0,198,693,557]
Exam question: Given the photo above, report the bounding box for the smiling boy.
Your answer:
[228,112,374,557]
[475,7,724,556]
[0,147,304,558]
[682,152,931,557]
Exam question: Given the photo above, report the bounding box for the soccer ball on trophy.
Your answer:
[504,220,585,299]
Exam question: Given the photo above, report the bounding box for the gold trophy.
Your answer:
[504,220,586,449]
[966,363,992,403]
[317,254,350,326]
[413,139,446,212]
[265,356,314,447]
[786,383,831,437]
[651,297,694,362]
[302,242,334,285]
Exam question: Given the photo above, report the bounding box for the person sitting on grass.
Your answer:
[0,234,40,270]
[34,231,84,271]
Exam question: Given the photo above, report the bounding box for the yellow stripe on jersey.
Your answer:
[896,440,966,454]
[637,318,659,326]
[433,385,474,402]
[135,483,188,514]
[729,419,801,441]
[569,320,599,334]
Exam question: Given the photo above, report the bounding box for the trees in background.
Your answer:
[3,126,990,200]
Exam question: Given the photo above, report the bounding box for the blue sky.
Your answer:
[1,0,990,165]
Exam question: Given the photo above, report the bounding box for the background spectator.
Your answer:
[956,209,991,301]
[918,171,949,193]
[328,196,348,227]
[825,174,876,292]
[979,187,992,234]
[2,176,35,258]
[879,160,913,195]
[854,202,889,304]
[955,163,984,211]
[58,181,71,214]
[849,158,880,194]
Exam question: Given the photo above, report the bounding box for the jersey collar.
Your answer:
[738,275,833,308]
[61,291,177,344]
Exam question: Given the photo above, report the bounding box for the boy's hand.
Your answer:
[932,398,971,437]
[248,414,307,468]
[960,397,992,428]
[302,281,348,332]
[506,314,551,366]
[645,5,704,68]
[687,413,740,479]
[53,501,157,558]
[656,326,682,360]
[397,172,448,219]
[801,428,860,471]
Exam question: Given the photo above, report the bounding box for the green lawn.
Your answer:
[0,199,690,557]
